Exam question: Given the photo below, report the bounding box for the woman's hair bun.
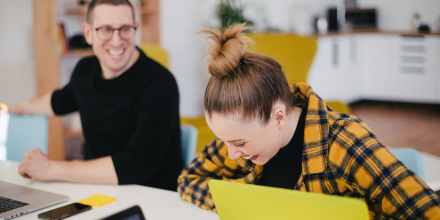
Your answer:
[199,23,253,77]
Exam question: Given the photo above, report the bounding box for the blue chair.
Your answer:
[181,125,197,165]
[389,148,426,181]
[0,114,48,162]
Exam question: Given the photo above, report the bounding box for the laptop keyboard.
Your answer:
[0,196,29,214]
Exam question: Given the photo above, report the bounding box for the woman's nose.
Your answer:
[227,145,242,160]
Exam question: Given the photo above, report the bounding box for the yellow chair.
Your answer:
[248,33,351,114]
[139,44,169,68]
[247,33,317,84]
[325,100,351,114]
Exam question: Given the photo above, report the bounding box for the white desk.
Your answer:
[0,160,219,220]
[1,152,440,220]
[421,152,440,191]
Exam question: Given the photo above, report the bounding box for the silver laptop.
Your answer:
[0,181,68,220]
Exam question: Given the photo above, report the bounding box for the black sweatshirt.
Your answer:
[51,49,183,191]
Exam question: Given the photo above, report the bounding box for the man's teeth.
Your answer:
[109,50,123,56]
[242,155,254,160]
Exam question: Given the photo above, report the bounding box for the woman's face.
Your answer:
[206,110,287,165]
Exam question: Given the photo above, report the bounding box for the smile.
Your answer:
[108,49,124,56]
[242,155,257,160]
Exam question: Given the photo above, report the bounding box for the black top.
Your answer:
[257,109,307,189]
[51,49,183,191]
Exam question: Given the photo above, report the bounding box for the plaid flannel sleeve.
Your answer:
[334,119,440,219]
[177,139,228,211]
[177,139,262,212]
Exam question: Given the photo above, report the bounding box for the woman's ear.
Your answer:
[272,107,287,130]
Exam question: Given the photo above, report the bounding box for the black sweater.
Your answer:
[51,49,183,191]
[257,108,306,189]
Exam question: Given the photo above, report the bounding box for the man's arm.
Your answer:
[7,91,55,117]
[18,148,118,184]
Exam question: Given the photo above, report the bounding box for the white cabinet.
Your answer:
[358,34,392,100]
[339,35,361,102]
[437,37,440,102]
[309,33,440,104]
[308,36,338,100]
[308,35,360,103]
[388,35,438,103]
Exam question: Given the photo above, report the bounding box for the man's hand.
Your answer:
[18,148,55,182]
[0,102,8,114]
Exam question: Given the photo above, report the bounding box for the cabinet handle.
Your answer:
[400,34,425,42]
[401,56,424,64]
[400,66,424,74]
[401,45,424,53]
[350,37,356,64]
[332,40,338,67]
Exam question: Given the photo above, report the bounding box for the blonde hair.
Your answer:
[200,23,304,124]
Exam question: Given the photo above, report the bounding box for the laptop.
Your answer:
[209,179,369,220]
[100,205,146,220]
[0,181,69,220]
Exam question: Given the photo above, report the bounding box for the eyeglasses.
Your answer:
[90,24,137,41]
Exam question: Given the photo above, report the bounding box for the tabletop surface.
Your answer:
[1,152,440,220]
[0,160,219,220]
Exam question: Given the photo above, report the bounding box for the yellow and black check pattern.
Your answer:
[178,83,440,219]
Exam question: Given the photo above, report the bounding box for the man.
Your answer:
[4,0,183,191]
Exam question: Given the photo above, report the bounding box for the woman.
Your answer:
[178,23,440,219]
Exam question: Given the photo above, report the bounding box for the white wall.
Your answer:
[1,0,439,116]
[0,0,36,106]
[359,0,440,31]
[162,0,440,118]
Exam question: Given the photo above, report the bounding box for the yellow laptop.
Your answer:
[209,179,369,220]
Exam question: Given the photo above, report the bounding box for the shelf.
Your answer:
[64,8,87,16]
[141,6,159,15]
[65,129,83,138]
[62,48,94,58]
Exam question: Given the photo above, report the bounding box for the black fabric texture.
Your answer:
[257,108,307,189]
[51,49,183,191]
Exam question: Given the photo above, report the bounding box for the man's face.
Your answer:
[83,4,139,77]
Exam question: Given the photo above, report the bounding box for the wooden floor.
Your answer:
[350,101,440,157]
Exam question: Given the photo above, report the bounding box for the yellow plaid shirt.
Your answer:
[178,83,440,219]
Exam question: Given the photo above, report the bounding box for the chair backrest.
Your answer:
[181,116,217,153]
[389,148,426,181]
[0,114,48,162]
[139,44,169,68]
[247,33,317,84]
[180,125,197,165]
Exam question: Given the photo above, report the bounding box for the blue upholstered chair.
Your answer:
[389,148,426,181]
[181,125,198,165]
[0,114,48,162]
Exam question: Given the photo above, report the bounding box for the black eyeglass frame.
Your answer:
[89,24,138,41]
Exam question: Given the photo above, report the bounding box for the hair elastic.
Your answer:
[239,55,246,66]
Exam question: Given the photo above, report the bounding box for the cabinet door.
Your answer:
[308,36,340,100]
[337,35,361,103]
[308,35,361,103]
[358,34,392,100]
[438,37,440,103]
[388,35,438,103]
